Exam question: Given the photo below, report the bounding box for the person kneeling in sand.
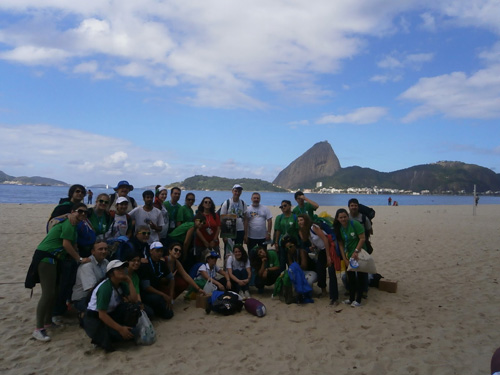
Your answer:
[195,251,231,291]
[71,240,109,323]
[83,260,139,352]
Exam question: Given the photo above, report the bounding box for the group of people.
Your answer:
[27,180,375,351]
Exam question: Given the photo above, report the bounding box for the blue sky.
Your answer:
[0,1,499,187]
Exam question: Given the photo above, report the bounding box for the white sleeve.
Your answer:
[226,256,233,269]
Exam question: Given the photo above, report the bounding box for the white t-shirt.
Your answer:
[106,213,130,239]
[226,255,250,271]
[220,199,247,231]
[129,206,164,244]
[245,204,272,239]
[197,263,220,280]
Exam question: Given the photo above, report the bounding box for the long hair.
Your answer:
[68,184,86,199]
[297,213,312,239]
[333,208,349,244]
[196,196,216,219]
[94,193,110,209]
[232,244,248,264]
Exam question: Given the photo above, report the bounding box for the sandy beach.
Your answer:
[1,203,499,375]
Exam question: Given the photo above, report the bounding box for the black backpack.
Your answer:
[209,291,243,315]
[358,204,375,223]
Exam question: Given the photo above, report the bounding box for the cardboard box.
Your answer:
[196,294,211,309]
[378,279,398,293]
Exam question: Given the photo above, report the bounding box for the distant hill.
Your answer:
[273,141,341,189]
[167,175,287,192]
[0,170,68,186]
[298,162,500,193]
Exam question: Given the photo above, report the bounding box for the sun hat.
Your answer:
[114,180,134,191]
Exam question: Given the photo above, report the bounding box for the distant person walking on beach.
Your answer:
[87,190,93,205]
[388,197,392,206]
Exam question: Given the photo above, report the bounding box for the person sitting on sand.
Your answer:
[167,213,206,271]
[138,242,174,320]
[334,208,367,308]
[165,242,205,299]
[282,236,318,288]
[83,260,139,352]
[252,246,280,292]
[195,251,231,292]
[226,244,252,299]
[71,240,109,320]
[129,225,151,260]
[28,203,91,342]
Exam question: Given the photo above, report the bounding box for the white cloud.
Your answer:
[316,107,388,125]
[377,56,403,69]
[0,123,280,184]
[420,12,436,32]
[399,66,500,122]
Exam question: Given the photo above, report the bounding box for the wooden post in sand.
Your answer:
[473,184,477,216]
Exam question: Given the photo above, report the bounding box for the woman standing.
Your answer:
[333,208,367,307]
[154,186,170,244]
[195,197,220,255]
[297,214,330,297]
[28,203,91,341]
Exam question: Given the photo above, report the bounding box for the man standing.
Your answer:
[348,198,373,253]
[220,184,247,247]
[244,192,272,252]
[292,191,319,219]
[129,190,164,245]
[274,200,299,272]
[164,187,181,233]
[109,181,137,213]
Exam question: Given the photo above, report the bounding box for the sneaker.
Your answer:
[351,301,362,307]
[238,291,245,300]
[330,300,340,306]
[342,299,352,305]
[32,329,51,342]
[52,316,64,326]
[244,290,251,299]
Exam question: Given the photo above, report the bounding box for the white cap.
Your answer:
[106,260,128,273]
[232,184,243,190]
[116,197,129,204]
[150,241,163,250]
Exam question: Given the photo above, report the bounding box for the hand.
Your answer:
[265,234,271,241]
[162,293,172,304]
[326,258,332,267]
[81,257,91,264]
[68,214,78,225]
[119,326,134,340]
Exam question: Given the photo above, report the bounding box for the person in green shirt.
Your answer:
[274,200,299,272]
[176,192,195,226]
[164,186,182,233]
[333,208,367,307]
[292,191,319,219]
[30,203,91,342]
[253,246,280,290]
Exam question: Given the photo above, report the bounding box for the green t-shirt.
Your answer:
[131,272,140,295]
[274,213,299,242]
[164,201,181,231]
[37,219,77,263]
[88,209,111,236]
[96,279,130,312]
[266,250,280,268]
[176,205,194,224]
[340,220,365,258]
[168,222,194,243]
[292,202,317,218]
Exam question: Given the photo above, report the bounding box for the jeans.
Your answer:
[230,269,249,293]
[141,292,174,320]
[328,266,339,302]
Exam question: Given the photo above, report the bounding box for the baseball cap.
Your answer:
[150,241,163,250]
[116,197,129,204]
[232,184,243,190]
[106,259,128,273]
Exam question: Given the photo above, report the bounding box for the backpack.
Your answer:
[358,204,375,222]
[217,199,246,217]
[208,291,243,315]
[106,236,135,261]
[286,262,314,304]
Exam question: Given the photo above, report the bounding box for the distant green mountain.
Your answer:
[168,175,287,192]
[298,162,500,193]
[0,170,69,186]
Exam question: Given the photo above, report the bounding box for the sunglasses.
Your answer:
[280,204,288,209]
[203,201,211,204]
[139,231,151,236]
[172,248,182,253]
[286,245,295,250]
[98,199,109,204]
[75,189,84,194]
[76,209,88,215]
[186,198,195,202]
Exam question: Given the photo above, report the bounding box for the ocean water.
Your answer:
[1,184,498,206]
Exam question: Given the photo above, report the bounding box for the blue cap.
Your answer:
[206,251,220,259]
[114,180,134,191]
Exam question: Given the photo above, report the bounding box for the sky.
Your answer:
[0,0,499,187]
